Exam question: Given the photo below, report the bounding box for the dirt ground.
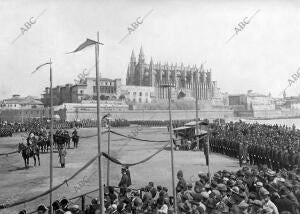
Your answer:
[0,127,240,213]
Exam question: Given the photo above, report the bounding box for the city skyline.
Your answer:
[1,0,300,100]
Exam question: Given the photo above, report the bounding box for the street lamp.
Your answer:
[160,82,177,213]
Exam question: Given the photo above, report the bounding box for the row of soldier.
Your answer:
[0,118,132,138]
[210,121,300,171]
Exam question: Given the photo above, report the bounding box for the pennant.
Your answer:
[67,39,104,54]
[32,62,51,74]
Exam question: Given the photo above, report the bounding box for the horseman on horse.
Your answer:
[18,131,40,167]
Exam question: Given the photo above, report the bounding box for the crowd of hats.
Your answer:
[175,166,300,214]
[17,165,300,214]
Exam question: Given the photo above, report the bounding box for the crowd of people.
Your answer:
[16,165,300,214]
[10,120,300,214]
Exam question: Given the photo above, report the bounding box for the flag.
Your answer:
[67,39,104,54]
[32,62,51,74]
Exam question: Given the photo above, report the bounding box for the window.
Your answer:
[133,98,136,103]
[145,92,148,96]
[139,92,142,96]
[139,98,142,103]
[133,92,136,96]
[93,86,96,93]
[146,98,148,103]
[80,90,84,94]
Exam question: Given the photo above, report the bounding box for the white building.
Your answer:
[0,95,44,110]
[121,86,155,103]
[246,92,275,111]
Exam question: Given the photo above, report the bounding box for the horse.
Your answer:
[37,136,50,153]
[18,142,40,167]
[63,132,71,149]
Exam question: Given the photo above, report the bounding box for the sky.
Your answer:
[1,0,300,100]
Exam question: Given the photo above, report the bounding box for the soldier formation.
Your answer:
[210,121,300,171]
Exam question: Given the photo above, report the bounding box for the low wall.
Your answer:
[64,109,234,121]
[253,109,300,119]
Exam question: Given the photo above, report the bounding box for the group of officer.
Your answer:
[210,121,300,171]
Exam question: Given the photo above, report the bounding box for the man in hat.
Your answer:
[86,198,100,214]
[60,198,69,212]
[52,200,61,212]
[261,190,279,214]
[118,167,130,196]
[58,146,67,168]
[176,170,187,193]
[37,204,48,214]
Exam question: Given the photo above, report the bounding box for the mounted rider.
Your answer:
[27,131,37,153]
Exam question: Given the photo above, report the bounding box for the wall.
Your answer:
[63,109,234,121]
[0,108,51,122]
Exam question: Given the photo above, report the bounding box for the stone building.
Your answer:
[42,77,122,106]
[126,47,218,100]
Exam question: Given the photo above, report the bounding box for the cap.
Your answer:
[177,170,183,177]
[231,186,239,194]
[217,183,227,191]
[260,188,270,196]
[60,198,69,205]
[201,191,209,199]
[37,204,48,211]
[238,201,249,209]
[255,182,263,188]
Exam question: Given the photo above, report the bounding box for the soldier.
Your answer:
[58,146,67,168]
[118,167,130,196]
[238,142,244,167]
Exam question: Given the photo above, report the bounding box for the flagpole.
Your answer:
[95,32,105,213]
[49,58,53,214]
[195,68,199,149]
[161,83,177,213]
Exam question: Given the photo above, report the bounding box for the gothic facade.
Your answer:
[126,47,218,100]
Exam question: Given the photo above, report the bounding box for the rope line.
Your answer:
[0,150,18,156]
[101,141,170,167]
[109,130,169,143]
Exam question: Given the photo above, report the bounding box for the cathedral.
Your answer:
[126,47,218,100]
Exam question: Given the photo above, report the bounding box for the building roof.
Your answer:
[2,96,43,105]
[247,92,267,97]
[86,77,118,82]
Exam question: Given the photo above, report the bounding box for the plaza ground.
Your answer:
[0,127,240,213]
